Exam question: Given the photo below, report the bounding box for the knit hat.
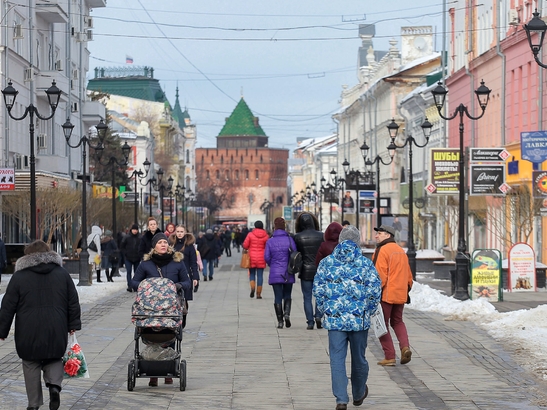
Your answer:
[374,224,396,237]
[274,217,286,230]
[339,225,361,246]
[254,220,264,229]
[206,229,213,234]
[105,230,112,236]
[131,223,139,231]
[152,232,169,248]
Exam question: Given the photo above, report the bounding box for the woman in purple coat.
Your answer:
[264,217,297,329]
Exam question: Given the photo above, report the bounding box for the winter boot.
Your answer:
[250,280,256,298]
[274,304,284,328]
[96,270,102,282]
[105,269,112,282]
[283,299,292,328]
[256,286,263,299]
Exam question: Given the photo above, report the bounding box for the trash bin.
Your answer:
[536,268,546,289]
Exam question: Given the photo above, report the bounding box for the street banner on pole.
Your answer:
[0,168,15,191]
[508,243,536,292]
[471,249,502,302]
[283,206,292,221]
[532,171,547,198]
[470,164,509,195]
[426,148,459,195]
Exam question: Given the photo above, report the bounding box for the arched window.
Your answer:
[260,155,263,163]
[241,156,243,163]
[201,155,204,164]
[235,170,239,180]
[255,170,259,180]
[186,149,190,163]
[220,155,224,164]
[245,169,249,180]
[216,170,220,179]
[206,170,210,180]
[225,170,230,180]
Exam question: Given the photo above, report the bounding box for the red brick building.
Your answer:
[195,98,288,228]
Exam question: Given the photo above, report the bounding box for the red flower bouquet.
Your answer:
[62,334,89,378]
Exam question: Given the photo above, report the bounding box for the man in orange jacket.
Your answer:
[372,224,413,366]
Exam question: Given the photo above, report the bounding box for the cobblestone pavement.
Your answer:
[1,260,547,409]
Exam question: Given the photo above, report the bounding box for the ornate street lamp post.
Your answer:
[129,158,150,224]
[524,10,547,68]
[62,119,108,286]
[2,80,62,240]
[431,80,491,300]
[383,118,433,279]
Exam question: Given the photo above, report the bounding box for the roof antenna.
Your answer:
[241,86,244,98]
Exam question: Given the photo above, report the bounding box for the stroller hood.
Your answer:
[131,277,183,328]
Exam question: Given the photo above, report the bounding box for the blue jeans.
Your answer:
[301,279,320,325]
[328,330,369,405]
[203,259,214,278]
[249,268,264,286]
[124,260,140,287]
[271,283,293,304]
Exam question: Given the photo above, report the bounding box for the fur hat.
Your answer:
[152,232,169,248]
[254,220,264,229]
[339,225,361,246]
[274,217,286,230]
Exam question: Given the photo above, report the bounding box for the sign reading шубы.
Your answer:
[426,148,459,195]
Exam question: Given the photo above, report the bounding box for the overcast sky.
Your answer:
[88,1,445,151]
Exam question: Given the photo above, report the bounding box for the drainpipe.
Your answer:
[496,0,506,146]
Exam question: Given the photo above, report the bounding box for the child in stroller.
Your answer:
[129,277,187,391]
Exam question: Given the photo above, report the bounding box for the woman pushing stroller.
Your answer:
[131,232,191,386]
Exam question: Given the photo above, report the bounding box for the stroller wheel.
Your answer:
[128,360,136,391]
[179,359,187,391]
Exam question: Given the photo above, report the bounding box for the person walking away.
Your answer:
[242,220,269,299]
[0,240,81,410]
[264,217,296,328]
[0,233,7,285]
[114,230,126,276]
[372,224,413,366]
[315,222,343,266]
[196,229,221,281]
[170,225,199,328]
[232,228,240,253]
[100,230,118,282]
[87,225,102,282]
[222,227,232,257]
[294,212,324,329]
[132,233,191,386]
[120,224,141,292]
[138,217,160,260]
[313,226,381,410]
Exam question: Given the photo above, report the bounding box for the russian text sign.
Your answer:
[427,148,459,195]
[521,131,547,162]
[508,242,536,292]
[471,249,502,302]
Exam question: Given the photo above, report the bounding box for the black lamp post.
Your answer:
[62,119,108,286]
[383,118,433,280]
[525,10,547,68]
[2,80,62,240]
[141,173,158,217]
[431,80,491,300]
[155,171,174,231]
[361,140,396,222]
[174,184,182,225]
[94,139,132,239]
[329,168,346,222]
[130,158,150,225]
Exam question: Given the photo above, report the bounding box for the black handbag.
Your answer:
[88,235,98,252]
[287,239,302,275]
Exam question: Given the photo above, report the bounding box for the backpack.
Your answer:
[287,240,302,275]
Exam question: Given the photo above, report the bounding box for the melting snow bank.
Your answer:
[408,282,547,380]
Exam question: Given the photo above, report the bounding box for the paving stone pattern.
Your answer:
[0,261,547,409]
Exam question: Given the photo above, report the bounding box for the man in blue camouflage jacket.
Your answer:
[313,225,381,410]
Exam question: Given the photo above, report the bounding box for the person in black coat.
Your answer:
[0,240,81,410]
[169,225,199,328]
[120,223,141,292]
[131,232,191,387]
[196,229,222,281]
[138,217,160,260]
[100,230,118,282]
[294,212,324,330]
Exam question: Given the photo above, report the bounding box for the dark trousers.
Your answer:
[22,358,63,408]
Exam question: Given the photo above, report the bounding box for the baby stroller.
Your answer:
[128,277,187,391]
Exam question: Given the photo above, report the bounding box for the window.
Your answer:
[220,155,224,164]
[201,155,204,164]
[206,170,210,180]
[255,170,259,180]
[240,156,243,163]
[245,170,249,180]
[260,155,263,163]
[225,170,230,180]
[235,170,239,180]
[186,149,190,163]
[216,170,220,179]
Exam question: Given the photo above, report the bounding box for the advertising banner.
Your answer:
[471,249,502,302]
[426,148,459,195]
[0,168,15,191]
[283,206,292,221]
[521,131,547,163]
[532,171,547,198]
[508,243,536,292]
[470,148,510,162]
[358,190,376,214]
[470,164,509,195]
[92,185,119,199]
